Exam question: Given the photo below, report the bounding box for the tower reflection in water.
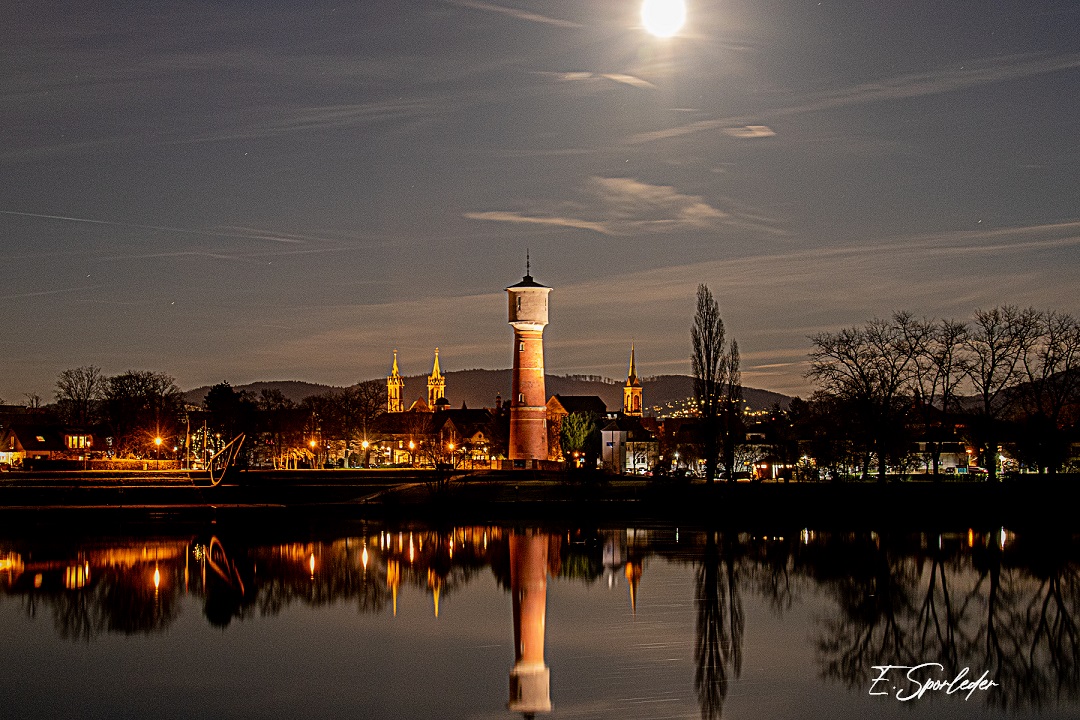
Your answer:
[508,529,557,716]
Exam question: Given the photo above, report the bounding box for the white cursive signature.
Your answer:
[869,664,998,701]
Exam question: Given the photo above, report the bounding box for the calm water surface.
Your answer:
[1,522,1077,719]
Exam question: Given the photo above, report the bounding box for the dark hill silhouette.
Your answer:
[183,380,333,406]
[184,371,790,413]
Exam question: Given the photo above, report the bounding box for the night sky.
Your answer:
[3,0,1079,401]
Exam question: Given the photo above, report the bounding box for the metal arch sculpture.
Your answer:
[208,433,245,487]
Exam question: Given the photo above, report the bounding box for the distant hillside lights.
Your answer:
[657,396,753,420]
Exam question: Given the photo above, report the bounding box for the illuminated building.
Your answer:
[507,265,551,467]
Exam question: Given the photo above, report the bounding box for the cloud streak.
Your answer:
[0,210,365,248]
[0,284,106,302]
[448,0,581,28]
[628,51,1080,144]
[462,211,613,235]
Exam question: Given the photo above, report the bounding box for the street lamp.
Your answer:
[154,436,163,460]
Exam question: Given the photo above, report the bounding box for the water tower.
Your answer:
[506,262,551,467]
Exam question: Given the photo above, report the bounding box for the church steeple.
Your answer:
[387,349,404,413]
[623,343,643,417]
[427,348,446,409]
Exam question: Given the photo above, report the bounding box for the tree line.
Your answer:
[35,366,386,466]
[805,305,1080,481]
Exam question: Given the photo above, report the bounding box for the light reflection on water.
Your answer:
[0,525,1077,720]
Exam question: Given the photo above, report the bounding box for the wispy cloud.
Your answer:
[532,70,657,92]
[0,284,106,302]
[183,98,449,143]
[462,211,613,235]
[464,176,785,237]
[0,209,328,246]
[629,51,1080,144]
[448,0,581,28]
[590,177,725,229]
[723,125,776,139]
[600,73,656,90]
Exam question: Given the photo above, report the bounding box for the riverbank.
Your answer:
[1,468,1077,529]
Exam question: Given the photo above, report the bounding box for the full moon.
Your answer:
[641,0,686,37]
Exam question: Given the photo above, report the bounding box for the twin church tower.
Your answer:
[386,262,642,469]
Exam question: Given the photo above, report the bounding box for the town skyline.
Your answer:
[4,1,1079,402]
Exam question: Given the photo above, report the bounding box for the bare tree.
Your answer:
[692,284,740,483]
[54,365,106,425]
[1017,310,1080,473]
[808,312,930,482]
[910,319,968,478]
[963,306,1040,481]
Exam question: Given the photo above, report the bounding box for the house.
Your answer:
[0,424,98,468]
[601,417,659,475]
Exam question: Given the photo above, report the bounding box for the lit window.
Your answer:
[519,341,524,352]
[516,297,521,312]
[517,393,524,403]
[35,436,45,443]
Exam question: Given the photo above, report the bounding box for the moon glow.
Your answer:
[641,0,686,38]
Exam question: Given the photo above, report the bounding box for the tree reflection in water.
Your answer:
[813,531,1080,710]
[695,530,744,720]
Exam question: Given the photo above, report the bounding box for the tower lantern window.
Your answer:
[519,341,524,352]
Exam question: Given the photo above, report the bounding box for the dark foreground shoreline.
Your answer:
[1,469,1077,531]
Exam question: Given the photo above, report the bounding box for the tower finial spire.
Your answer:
[526,249,530,278]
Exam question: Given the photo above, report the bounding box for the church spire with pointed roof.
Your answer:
[623,343,643,417]
[387,349,404,413]
[427,347,446,409]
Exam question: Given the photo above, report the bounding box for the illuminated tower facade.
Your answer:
[508,530,552,714]
[507,268,551,467]
[427,348,445,409]
[622,343,642,417]
[387,350,404,413]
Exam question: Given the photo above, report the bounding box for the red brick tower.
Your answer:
[507,264,551,468]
